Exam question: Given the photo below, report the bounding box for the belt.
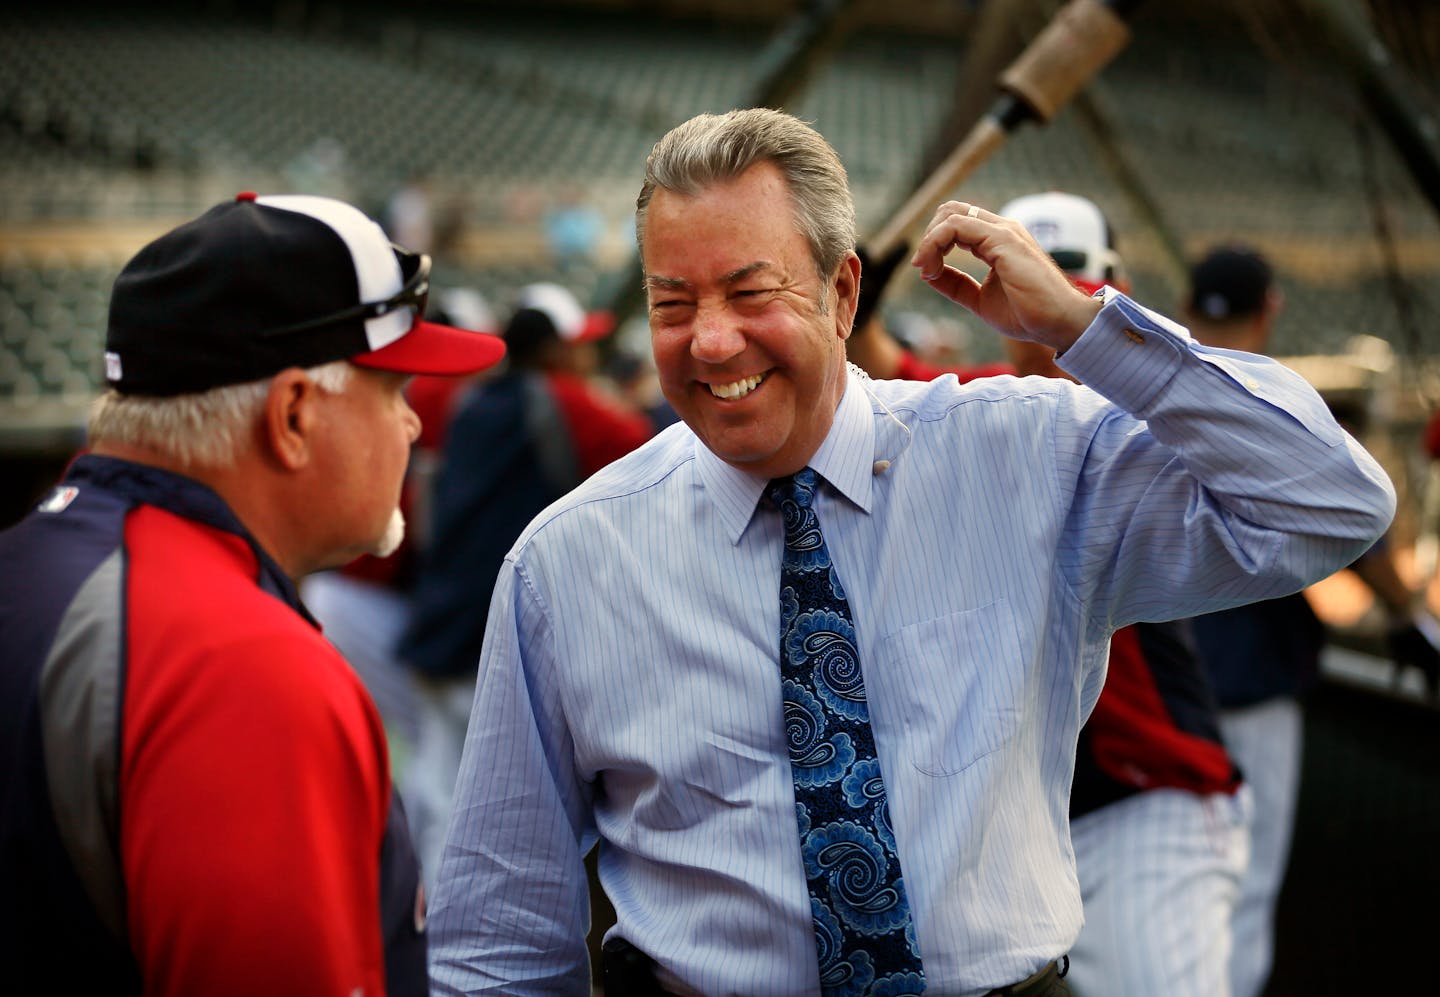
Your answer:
[605,937,1069,997]
[985,957,1069,996]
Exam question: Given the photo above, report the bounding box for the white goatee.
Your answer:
[373,507,406,559]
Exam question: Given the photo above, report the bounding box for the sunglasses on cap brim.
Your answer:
[258,247,430,340]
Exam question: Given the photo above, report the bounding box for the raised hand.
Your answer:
[910,200,1102,352]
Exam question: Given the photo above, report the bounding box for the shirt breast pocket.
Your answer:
[875,601,1027,778]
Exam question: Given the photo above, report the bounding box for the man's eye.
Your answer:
[650,300,694,322]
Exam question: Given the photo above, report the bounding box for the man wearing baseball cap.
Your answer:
[1183,242,1440,997]
[0,192,504,995]
[848,190,1249,997]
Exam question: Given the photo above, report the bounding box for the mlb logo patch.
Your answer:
[38,486,80,513]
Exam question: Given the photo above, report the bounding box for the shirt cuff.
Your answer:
[1054,286,1195,416]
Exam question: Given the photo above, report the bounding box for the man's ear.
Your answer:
[261,368,319,471]
[1263,287,1285,322]
[834,251,861,341]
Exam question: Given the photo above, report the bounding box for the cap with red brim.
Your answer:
[354,317,507,375]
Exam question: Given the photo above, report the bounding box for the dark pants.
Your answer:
[602,939,1071,996]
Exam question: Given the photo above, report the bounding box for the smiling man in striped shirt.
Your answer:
[428,108,1394,997]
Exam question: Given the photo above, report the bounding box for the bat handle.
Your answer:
[866,114,1011,263]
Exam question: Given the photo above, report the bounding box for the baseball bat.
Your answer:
[856,0,1140,330]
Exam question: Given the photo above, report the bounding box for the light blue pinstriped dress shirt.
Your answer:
[428,290,1394,996]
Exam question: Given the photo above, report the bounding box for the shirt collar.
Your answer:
[694,365,878,545]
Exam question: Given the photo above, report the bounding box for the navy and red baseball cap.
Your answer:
[104,192,505,396]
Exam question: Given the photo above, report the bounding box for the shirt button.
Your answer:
[1245,377,1261,390]
[1123,329,1145,345]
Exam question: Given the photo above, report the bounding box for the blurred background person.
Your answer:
[301,285,501,774]
[846,307,1013,381]
[385,170,436,255]
[544,186,606,280]
[604,334,682,432]
[1004,193,1249,997]
[1183,243,1440,997]
[398,280,654,885]
[850,189,1250,997]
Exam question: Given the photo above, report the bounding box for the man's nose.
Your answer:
[690,305,745,362]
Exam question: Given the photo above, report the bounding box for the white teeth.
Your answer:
[709,374,764,400]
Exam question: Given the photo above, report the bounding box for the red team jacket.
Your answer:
[0,455,426,995]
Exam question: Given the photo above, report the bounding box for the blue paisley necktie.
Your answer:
[768,468,925,997]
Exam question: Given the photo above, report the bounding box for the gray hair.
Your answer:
[635,108,856,283]
[87,361,352,468]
